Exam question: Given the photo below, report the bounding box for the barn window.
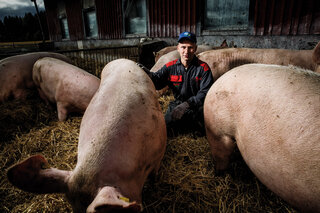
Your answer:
[83,9,98,38]
[57,1,69,39]
[60,17,70,39]
[123,0,147,35]
[83,0,98,38]
[204,0,249,31]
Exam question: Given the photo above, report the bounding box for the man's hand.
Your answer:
[171,102,189,121]
[136,63,151,77]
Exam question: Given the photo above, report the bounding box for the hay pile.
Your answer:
[0,95,297,213]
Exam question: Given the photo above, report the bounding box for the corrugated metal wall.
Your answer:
[148,0,197,37]
[44,0,61,41]
[44,0,85,41]
[44,0,124,41]
[253,0,320,35]
[95,0,123,39]
[44,0,319,42]
[65,0,84,40]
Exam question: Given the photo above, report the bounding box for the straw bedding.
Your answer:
[0,93,297,213]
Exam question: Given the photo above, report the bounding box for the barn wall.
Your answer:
[45,0,319,50]
[44,0,85,41]
[148,0,197,37]
[65,0,84,40]
[253,0,320,35]
[95,0,123,39]
[44,0,61,41]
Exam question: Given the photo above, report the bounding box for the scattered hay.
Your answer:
[142,135,296,213]
[0,95,298,213]
[0,92,54,143]
[0,96,79,212]
[158,93,174,113]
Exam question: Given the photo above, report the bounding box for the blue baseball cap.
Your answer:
[178,31,197,44]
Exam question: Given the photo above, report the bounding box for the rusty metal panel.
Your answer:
[298,0,314,34]
[95,0,123,39]
[44,0,61,41]
[148,0,198,37]
[44,0,123,41]
[291,0,303,35]
[44,0,319,42]
[272,0,286,35]
[44,0,84,41]
[281,0,294,35]
[310,0,320,34]
[253,0,320,35]
[254,0,266,35]
[65,0,84,40]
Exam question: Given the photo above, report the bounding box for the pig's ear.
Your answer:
[7,154,71,194]
[220,39,228,47]
[312,41,320,65]
[87,186,142,213]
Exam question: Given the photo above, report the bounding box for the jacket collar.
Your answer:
[176,55,199,68]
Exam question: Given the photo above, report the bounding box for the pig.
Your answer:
[151,43,228,74]
[198,41,320,80]
[32,57,100,121]
[313,41,320,72]
[151,50,180,73]
[0,52,72,103]
[204,64,320,213]
[150,50,180,96]
[7,59,167,213]
[154,40,229,63]
[153,46,177,62]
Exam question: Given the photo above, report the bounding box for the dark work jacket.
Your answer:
[150,56,214,109]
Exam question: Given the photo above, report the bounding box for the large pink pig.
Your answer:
[153,46,177,63]
[204,64,320,212]
[32,57,100,121]
[154,44,219,63]
[151,50,180,73]
[198,41,320,80]
[8,59,167,213]
[0,52,72,103]
[154,40,229,63]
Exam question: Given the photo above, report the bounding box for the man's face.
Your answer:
[177,40,197,63]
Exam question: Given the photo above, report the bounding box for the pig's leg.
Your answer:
[38,88,50,105]
[57,102,68,121]
[153,159,162,175]
[14,89,29,100]
[206,127,236,171]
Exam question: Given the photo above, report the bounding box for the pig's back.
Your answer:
[205,63,320,211]
[77,59,165,173]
